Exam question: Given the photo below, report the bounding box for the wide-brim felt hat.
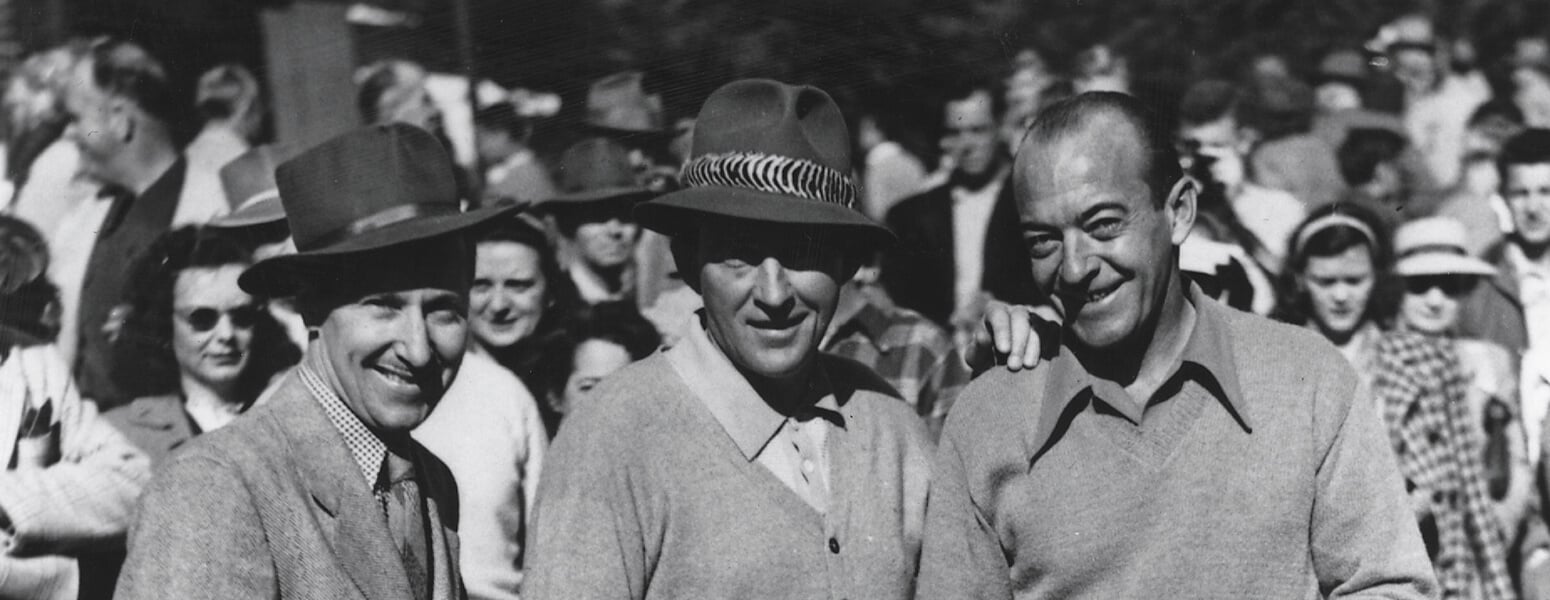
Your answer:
[537,136,654,206]
[1393,216,1497,278]
[210,143,298,229]
[239,123,516,296]
[634,78,894,248]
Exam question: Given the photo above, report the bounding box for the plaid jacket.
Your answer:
[823,301,969,441]
[1372,331,1513,600]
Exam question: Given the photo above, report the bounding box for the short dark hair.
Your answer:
[1177,79,1243,127]
[1273,201,1399,328]
[195,63,261,122]
[0,215,58,345]
[88,38,179,128]
[1025,91,1182,206]
[113,226,297,401]
[532,301,660,435]
[942,77,1006,121]
[1337,127,1407,186]
[1497,128,1550,180]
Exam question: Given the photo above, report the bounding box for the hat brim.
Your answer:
[635,185,895,249]
[209,196,288,229]
[539,186,655,206]
[582,121,672,139]
[1394,253,1498,278]
[238,203,518,297]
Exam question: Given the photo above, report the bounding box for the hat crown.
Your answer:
[275,123,458,252]
[585,71,663,132]
[1394,217,1469,256]
[689,78,851,172]
[557,137,638,194]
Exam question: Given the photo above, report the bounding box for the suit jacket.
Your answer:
[1458,244,1527,355]
[881,178,1039,326]
[103,395,197,469]
[114,371,464,600]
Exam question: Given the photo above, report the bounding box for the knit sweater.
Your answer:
[916,294,1437,599]
[524,348,933,600]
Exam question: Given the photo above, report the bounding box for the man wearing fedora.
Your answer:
[115,123,515,600]
[582,71,677,192]
[538,137,656,305]
[524,79,932,599]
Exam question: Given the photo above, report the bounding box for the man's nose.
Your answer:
[753,257,795,309]
[395,307,435,368]
[1058,235,1098,287]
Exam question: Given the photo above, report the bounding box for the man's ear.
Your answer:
[107,96,134,143]
[1164,176,1198,246]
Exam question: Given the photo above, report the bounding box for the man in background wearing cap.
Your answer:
[525,79,932,600]
[917,92,1433,598]
[116,123,514,599]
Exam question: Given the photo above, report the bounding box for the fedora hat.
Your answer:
[634,78,893,247]
[583,71,666,136]
[1393,217,1497,278]
[238,123,514,296]
[539,137,653,206]
[210,143,298,229]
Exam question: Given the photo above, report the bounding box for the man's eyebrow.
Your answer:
[1018,201,1131,233]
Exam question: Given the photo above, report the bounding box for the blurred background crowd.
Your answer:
[0,0,1548,598]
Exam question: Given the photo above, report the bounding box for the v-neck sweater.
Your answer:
[916,297,1437,599]
[524,351,933,600]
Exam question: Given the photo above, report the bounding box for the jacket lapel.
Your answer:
[268,374,413,600]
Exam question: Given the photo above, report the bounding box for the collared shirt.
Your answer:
[821,294,968,440]
[950,178,1003,314]
[665,319,843,513]
[298,365,383,487]
[1505,243,1550,351]
[1026,287,1251,465]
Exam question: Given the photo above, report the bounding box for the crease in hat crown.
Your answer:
[634,78,891,245]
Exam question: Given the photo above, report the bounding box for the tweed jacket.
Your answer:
[103,395,198,469]
[881,178,1040,327]
[114,371,464,600]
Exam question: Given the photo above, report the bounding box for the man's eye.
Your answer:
[1026,235,1060,258]
[1087,218,1123,238]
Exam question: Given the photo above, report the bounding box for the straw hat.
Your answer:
[1393,217,1497,277]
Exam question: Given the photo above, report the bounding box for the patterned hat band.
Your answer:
[679,152,858,208]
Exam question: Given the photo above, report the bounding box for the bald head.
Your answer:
[1016,92,1181,207]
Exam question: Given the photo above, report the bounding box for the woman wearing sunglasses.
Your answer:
[105,226,297,467]
[1277,207,1515,598]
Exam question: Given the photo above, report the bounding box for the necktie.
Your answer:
[379,452,430,600]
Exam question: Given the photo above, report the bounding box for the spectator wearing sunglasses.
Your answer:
[537,137,656,305]
[104,226,298,468]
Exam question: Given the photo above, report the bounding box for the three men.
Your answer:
[525,79,932,599]
[115,124,515,599]
[916,92,1435,597]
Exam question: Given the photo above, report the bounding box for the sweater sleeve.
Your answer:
[1310,370,1439,599]
[522,394,647,600]
[0,347,150,555]
[915,413,1013,600]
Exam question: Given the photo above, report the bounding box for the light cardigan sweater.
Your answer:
[524,326,932,600]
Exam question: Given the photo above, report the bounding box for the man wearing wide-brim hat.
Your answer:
[117,123,515,600]
[524,79,932,599]
[536,137,656,304]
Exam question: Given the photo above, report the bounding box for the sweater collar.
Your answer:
[1025,284,1251,466]
[665,316,843,462]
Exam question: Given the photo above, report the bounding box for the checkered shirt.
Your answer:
[299,365,386,488]
[1371,331,1512,600]
[823,301,969,438]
